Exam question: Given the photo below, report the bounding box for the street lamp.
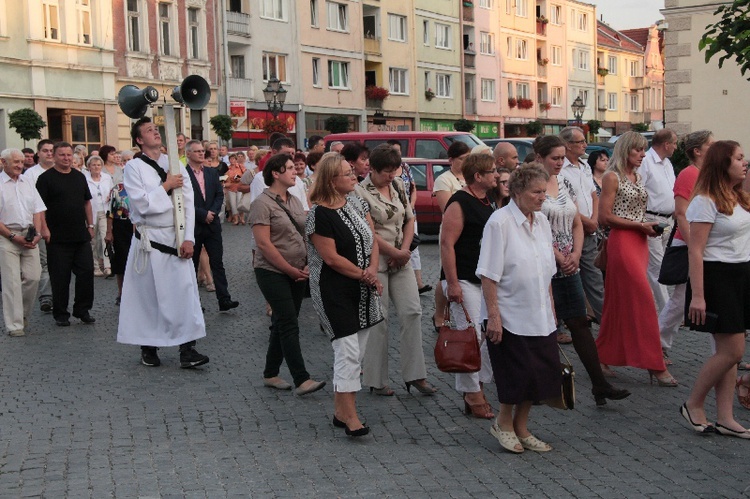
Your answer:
[571,96,585,125]
[262,77,287,119]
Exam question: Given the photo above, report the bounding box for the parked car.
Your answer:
[585,142,614,158]
[403,157,450,235]
[323,131,482,159]
[482,138,535,163]
[609,131,655,148]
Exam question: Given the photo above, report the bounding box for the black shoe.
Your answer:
[40,301,52,313]
[418,285,433,294]
[74,312,95,324]
[592,385,631,406]
[345,425,370,437]
[141,347,161,367]
[179,346,209,368]
[55,319,70,327]
[115,296,121,306]
[218,298,239,312]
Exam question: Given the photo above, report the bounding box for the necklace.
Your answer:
[467,185,490,206]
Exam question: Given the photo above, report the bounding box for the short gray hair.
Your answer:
[509,163,549,198]
[559,126,584,144]
[86,154,104,168]
[120,150,135,161]
[1,148,23,162]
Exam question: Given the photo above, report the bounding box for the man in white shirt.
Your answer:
[24,139,55,313]
[639,128,678,313]
[559,126,604,322]
[0,149,46,336]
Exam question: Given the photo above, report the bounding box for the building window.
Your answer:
[507,81,514,98]
[577,89,589,106]
[480,32,494,55]
[577,12,588,31]
[577,50,589,70]
[506,36,513,58]
[516,0,528,17]
[481,79,495,101]
[312,58,320,86]
[516,39,528,60]
[310,0,318,27]
[551,45,562,66]
[479,0,493,8]
[159,3,173,56]
[608,92,617,110]
[552,86,562,106]
[328,60,349,89]
[608,55,617,74]
[435,23,450,49]
[389,68,408,95]
[327,1,347,31]
[127,0,141,52]
[77,0,92,45]
[630,94,639,112]
[188,8,201,59]
[261,0,285,21]
[262,53,287,82]
[516,82,530,99]
[436,73,452,97]
[423,20,429,45]
[505,0,512,14]
[388,14,406,42]
[42,0,60,41]
[424,71,431,91]
[550,4,562,24]
[230,55,245,78]
[630,59,640,76]
[70,114,102,152]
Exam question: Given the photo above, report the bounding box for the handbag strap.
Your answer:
[272,193,305,238]
[558,344,573,366]
[665,222,678,248]
[443,301,474,327]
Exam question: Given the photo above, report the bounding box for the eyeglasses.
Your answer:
[336,170,356,177]
[569,139,587,145]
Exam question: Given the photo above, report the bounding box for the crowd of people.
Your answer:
[1,122,749,449]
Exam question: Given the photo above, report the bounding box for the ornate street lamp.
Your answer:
[263,77,287,119]
[571,95,585,125]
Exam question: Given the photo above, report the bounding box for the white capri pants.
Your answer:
[225,190,243,216]
[441,280,493,393]
[331,328,370,393]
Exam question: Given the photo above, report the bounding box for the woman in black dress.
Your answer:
[307,153,384,437]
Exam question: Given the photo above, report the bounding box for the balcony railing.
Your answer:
[464,52,476,69]
[364,37,381,55]
[630,76,644,89]
[537,65,547,78]
[463,4,474,23]
[536,21,547,36]
[227,11,252,37]
[227,77,253,100]
[465,98,477,115]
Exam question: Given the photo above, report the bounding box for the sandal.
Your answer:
[369,386,395,396]
[518,434,552,452]
[557,332,573,344]
[738,361,750,371]
[737,374,750,410]
[489,424,523,453]
[662,348,673,366]
[463,395,495,419]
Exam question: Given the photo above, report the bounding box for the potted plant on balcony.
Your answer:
[597,67,609,77]
[536,15,549,24]
[365,85,390,102]
[540,102,552,112]
[537,57,549,66]
[463,1,474,7]
[508,97,517,108]
[518,98,534,110]
[425,88,436,101]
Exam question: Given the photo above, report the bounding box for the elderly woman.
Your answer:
[478,164,558,454]
[681,140,750,437]
[225,153,247,225]
[596,132,675,386]
[85,155,113,277]
[358,144,436,396]
[307,152,385,437]
[441,154,498,419]
[98,145,122,184]
[248,153,326,396]
[535,136,629,406]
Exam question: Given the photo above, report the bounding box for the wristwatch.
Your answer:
[87,224,95,229]
[8,233,16,241]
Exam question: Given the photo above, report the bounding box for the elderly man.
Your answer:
[559,126,604,323]
[329,141,345,154]
[0,149,45,336]
[639,129,678,313]
[492,142,520,171]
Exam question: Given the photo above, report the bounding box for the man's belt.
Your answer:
[134,229,178,256]
[646,210,673,218]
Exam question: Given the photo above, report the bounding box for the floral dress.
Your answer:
[541,175,579,278]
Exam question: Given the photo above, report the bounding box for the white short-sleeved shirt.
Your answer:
[639,147,676,214]
[432,170,464,194]
[0,171,46,228]
[476,199,557,336]
[686,194,750,263]
[560,157,596,218]
[249,172,309,211]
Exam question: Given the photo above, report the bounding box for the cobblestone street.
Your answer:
[1,225,748,498]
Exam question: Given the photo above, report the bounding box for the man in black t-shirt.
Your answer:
[36,142,96,327]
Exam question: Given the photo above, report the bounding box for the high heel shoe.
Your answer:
[649,370,678,387]
[679,403,714,434]
[463,396,494,419]
[369,386,395,396]
[405,379,437,395]
[345,424,370,437]
[332,415,347,429]
[592,385,631,406]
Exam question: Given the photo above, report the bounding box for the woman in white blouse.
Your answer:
[681,140,750,438]
[85,155,113,277]
[478,164,559,454]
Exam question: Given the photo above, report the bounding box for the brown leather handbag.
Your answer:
[434,303,481,373]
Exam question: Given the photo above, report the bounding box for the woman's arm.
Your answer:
[310,233,367,280]
[252,224,307,280]
[481,276,503,344]
[440,201,465,303]
[598,172,657,235]
[674,196,690,245]
[435,190,452,213]
[687,222,711,325]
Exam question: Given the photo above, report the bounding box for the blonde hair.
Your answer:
[608,131,648,178]
[309,152,346,206]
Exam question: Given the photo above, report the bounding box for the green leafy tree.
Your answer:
[209,114,234,144]
[586,119,602,136]
[671,139,690,176]
[631,123,649,133]
[324,115,350,134]
[8,108,46,146]
[699,1,750,79]
[524,120,543,136]
[453,119,475,132]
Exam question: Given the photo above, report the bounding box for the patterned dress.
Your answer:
[541,175,579,278]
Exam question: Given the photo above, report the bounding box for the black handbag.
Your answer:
[543,345,576,410]
[658,224,689,285]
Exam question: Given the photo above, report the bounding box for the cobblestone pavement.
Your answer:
[1,225,749,498]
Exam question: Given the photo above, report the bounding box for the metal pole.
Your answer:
[162,104,186,248]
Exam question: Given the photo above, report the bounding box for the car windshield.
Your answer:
[445,134,482,148]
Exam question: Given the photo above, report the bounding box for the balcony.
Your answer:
[537,64,547,78]
[465,98,477,115]
[227,77,253,100]
[536,21,547,36]
[364,36,381,56]
[630,76,644,90]
[227,11,252,38]
[463,4,474,23]
[464,51,476,69]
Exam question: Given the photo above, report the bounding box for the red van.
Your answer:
[403,157,450,235]
[323,131,482,159]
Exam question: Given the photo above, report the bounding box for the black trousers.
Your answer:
[47,241,94,321]
[192,225,230,302]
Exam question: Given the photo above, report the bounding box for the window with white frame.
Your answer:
[551,45,561,66]
[577,50,589,70]
[630,59,640,76]
[77,0,92,45]
[230,55,245,79]
[608,55,617,74]
[480,32,494,55]
[312,58,320,86]
[550,4,562,24]
[188,8,201,59]
[436,73,452,97]
[328,60,349,89]
[479,0,493,8]
[578,89,589,106]
[516,0,528,17]
[389,68,408,95]
[42,0,60,41]
[388,14,406,42]
[505,0,512,14]
[435,23,450,49]
[480,79,495,101]
[262,53,287,82]
[577,11,588,31]
[127,0,142,52]
[630,93,639,112]
[608,92,617,110]
[507,81,514,98]
[158,3,174,56]
[552,86,562,106]
[424,71,431,91]
[506,36,513,58]
[516,39,528,60]
[423,20,429,45]
[327,2,348,31]
[261,0,286,21]
[516,83,530,99]
[310,0,318,27]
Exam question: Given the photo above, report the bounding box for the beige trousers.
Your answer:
[0,236,41,332]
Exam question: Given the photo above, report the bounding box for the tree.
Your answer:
[8,108,46,146]
[324,115,350,134]
[631,122,649,133]
[699,1,750,79]
[524,120,543,136]
[587,119,602,136]
[209,114,234,144]
[453,119,475,132]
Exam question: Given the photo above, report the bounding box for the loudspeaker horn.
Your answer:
[117,85,159,119]
[171,75,211,110]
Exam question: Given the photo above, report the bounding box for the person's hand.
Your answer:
[179,240,194,259]
[485,316,503,344]
[392,248,411,268]
[104,230,113,244]
[446,282,463,303]
[87,226,95,239]
[689,297,706,326]
[163,172,183,192]
[373,277,383,296]
[287,267,309,282]
[206,211,215,224]
[581,217,598,235]
[41,228,50,243]
[23,234,41,249]
[361,268,377,286]
[640,221,658,237]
